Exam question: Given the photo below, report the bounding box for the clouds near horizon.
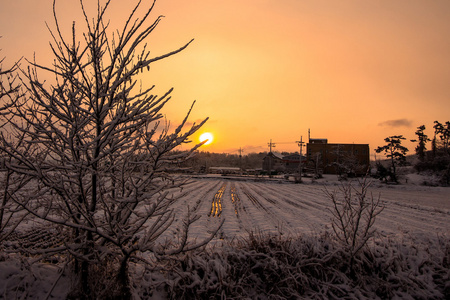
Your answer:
[378,119,413,128]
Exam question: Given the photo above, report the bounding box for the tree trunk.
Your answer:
[80,231,94,298]
[117,255,132,300]
[0,170,11,228]
[81,259,90,298]
[390,147,397,183]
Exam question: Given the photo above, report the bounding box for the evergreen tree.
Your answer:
[441,121,450,154]
[410,125,429,161]
[432,120,450,156]
[375,135,409,183]
[433,121,443,157]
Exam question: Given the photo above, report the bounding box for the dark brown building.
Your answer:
[307,139,370,175]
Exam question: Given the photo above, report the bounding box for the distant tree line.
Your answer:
[177,151,267,172]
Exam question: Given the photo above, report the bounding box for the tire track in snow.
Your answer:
[248,182,308,210]
[300,183,448,236]
[230,184,245,217]
[208,183,226,217]
[255,183,330,211]
[236,183,289,234]
[282,182,450,237]
[374,201,450,236]
[161,180,223,242]
[172,179,450,241]
[241,182,332,234]
[172,179,213,199]
[227,183,262,235]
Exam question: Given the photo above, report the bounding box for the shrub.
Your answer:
[136,232,449,299]
[325,177,384,274]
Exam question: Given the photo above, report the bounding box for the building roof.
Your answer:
[267,152,284,160]
[309,138,328,144]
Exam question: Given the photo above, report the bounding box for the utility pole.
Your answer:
[268,139,276,178]
[268,139,276,153]
[296,136,305,183]
[238,147,244,175]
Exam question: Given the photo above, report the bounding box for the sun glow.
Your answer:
[199,132,214,145]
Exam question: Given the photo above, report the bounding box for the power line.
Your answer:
[272,141,297,145]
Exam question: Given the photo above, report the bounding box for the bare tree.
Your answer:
[309,152,323,179]
[0,1,221,298]
[325,177,384,273]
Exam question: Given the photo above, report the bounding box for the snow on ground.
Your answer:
[1,174,449,299]
[159,174,450,246]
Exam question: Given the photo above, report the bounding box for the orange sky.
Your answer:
[1,0,450,158]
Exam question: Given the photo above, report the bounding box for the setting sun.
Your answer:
[199,132,214,145]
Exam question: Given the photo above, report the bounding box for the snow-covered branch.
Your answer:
[0,0,213,297]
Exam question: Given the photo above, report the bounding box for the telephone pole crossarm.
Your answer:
[268,139,276,153]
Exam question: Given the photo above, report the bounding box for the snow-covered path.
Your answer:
[161,177,450,244]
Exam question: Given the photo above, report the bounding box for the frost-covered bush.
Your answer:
[1,232,448,299]
[137,232,450,299]
[325,177,384,274]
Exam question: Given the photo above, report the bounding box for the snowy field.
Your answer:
[1,174,449,299]
[158,174,450,245]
